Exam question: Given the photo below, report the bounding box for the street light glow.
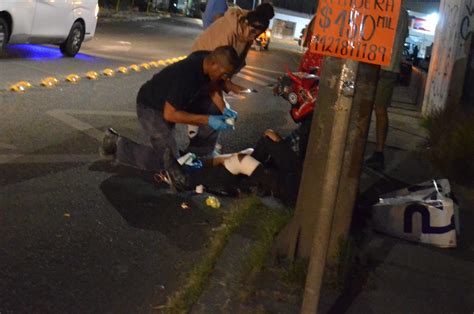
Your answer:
[425,12,439,32]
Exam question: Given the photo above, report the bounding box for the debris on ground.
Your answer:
[372,179,459,248]
[205,196,221,209]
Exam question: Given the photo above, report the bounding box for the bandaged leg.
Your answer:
[214,148,254,160]
[223,153,261,176]
[212,148,254,167]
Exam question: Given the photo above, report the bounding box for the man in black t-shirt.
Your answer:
[99,46,240,171]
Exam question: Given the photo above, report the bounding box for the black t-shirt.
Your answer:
[137,51,210,112]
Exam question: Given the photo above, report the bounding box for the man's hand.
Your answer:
[223,107,238,120]
[208,115,233,131]
[264,129,282,142]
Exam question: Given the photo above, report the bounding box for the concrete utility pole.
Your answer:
[325,61,379,266]
[300,57,358,313]
[297,57,378,313]
[423,0,474,114]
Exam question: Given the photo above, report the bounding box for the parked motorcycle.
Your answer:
[275,69,320,122]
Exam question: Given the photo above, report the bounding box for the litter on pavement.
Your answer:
[372,179,459,248]
[205,196,221,209]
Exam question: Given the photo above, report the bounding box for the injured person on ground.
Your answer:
[160,115,311,206]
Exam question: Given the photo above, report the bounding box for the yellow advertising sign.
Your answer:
[310,0,401,66]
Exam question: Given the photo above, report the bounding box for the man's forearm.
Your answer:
[165,110,208,125]
[224,80,245,94]
[210,90,226,112]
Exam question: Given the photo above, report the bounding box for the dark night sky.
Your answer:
[234,0,316,13]
[236,0,441,15]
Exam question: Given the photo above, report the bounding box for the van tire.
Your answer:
[60,21,84,57]
[0,17,9,54]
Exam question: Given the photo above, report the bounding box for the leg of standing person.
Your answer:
[366,69,398,171]
[113,103,178,171]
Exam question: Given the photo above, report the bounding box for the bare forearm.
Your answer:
[165,110,208,125]
[210,91,226,112]
[224,80,245,94]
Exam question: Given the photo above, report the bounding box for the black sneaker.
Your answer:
[163,148,191,192]
[99,128,119,159]
[365,152,385,171]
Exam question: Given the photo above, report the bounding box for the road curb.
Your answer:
[99,15,165,23]
[97,10,203,29]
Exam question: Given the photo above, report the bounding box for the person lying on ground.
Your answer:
[162,115,312,206]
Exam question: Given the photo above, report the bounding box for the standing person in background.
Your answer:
[412,45,420,66]
[202,0,228,29]
[365,6,409,171]
[186,3,275,156]
[299,15,324,75]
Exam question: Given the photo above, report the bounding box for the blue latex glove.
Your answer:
[223,107,238,120]
[208,115,233,131]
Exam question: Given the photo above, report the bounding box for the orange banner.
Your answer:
[310,0,401,66]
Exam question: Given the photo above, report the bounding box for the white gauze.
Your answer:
[223,154,261,176]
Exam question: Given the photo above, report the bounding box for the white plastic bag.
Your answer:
[372,179,459,248]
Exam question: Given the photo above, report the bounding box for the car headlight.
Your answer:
[95,4,99,18]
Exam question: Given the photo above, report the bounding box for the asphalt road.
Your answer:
[0,18,301,312]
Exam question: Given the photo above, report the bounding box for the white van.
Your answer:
[0,0,99,57]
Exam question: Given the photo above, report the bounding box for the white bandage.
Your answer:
[214,148,254,159]
[223,154,261,176]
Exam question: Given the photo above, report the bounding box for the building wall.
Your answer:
[422,0,474,114]
[271,0,316,14]
[404,0,440,14]
[269,7,312,39]
[462,35,474,105]
[269,0,441,15]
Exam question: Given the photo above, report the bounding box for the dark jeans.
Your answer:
[115,103,177,171]
[115,93,221,171]
[251,136,304,205]
[252,136,303,174]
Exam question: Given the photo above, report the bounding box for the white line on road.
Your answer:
[47,109,135,141]
[0,143,17,150]
[77,49,152,63]
[47,110,104,141]
[240,69,278,82]
[3,109,136,164]
[236,73,269,86]
[0,154,97,164]
[49,109,135,116]
[96,45,133,52]
[244,65,284,75]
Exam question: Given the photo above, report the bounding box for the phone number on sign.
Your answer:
[313,35,388,63]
